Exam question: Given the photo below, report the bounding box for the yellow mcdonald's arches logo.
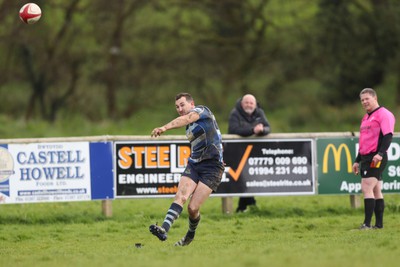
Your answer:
[322,144,352,173]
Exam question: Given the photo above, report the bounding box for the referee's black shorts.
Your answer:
[359,153,388,180]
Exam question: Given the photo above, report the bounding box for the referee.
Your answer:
[352,88,396,230]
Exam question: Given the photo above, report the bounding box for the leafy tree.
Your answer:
[1,0,88,121]
[314,0,400,104]
[0,0,398,126]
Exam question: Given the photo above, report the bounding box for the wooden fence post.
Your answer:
[350,195,361,209]
[221,197,233,214]
[102,199,113,217]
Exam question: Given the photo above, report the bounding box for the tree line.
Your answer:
[0,0,399,122]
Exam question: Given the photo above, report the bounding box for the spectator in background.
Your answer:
[228,94,271,212]
[352,88,395,229]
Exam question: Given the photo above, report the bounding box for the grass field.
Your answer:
[1,195,400,267]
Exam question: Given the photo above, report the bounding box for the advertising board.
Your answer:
[115,139,315,197]
[317,137,400,194]
[0,142,113,204]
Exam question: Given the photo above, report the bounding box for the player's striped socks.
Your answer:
[161,202,183,232]
[186,214,201,239]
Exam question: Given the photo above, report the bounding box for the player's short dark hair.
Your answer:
[360,88,376,97]
[175,92,193,102]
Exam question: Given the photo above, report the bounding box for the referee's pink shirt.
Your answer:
[359,107,395,155]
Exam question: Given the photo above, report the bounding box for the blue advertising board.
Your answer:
[0,141,113,204]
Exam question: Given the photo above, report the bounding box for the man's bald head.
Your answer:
[241,94,257,115]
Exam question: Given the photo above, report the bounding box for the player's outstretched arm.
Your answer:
[151,111,200,138]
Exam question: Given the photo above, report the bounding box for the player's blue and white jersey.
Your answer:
[186,105,223,163]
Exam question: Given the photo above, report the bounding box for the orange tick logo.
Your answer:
[228,145,253,181]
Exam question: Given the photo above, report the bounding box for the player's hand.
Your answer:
[151,127,166,137]
[352,162,359,175]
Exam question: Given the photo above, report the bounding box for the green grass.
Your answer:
[1,195,400,267]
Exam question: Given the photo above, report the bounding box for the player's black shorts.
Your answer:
[182,159,224,192]
[359,153,388,180]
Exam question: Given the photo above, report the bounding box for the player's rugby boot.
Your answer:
[174,234,193,246]
[149,224,167,241]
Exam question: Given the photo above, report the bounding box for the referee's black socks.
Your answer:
[363,198,375,227]
[374,198,385,228]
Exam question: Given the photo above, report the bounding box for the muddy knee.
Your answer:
[188,204,199,218]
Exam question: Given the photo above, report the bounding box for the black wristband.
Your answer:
[355,153,361,163]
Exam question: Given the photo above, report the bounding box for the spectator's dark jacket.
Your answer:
[228,98,271,137]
